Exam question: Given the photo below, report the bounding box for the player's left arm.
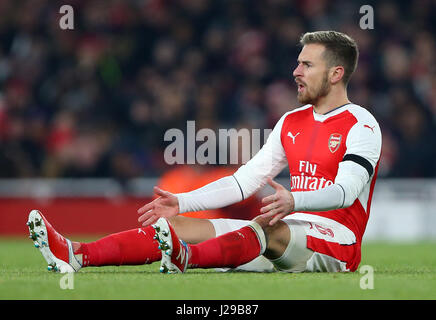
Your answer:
[333,117,382,207]
[260,115,382,225]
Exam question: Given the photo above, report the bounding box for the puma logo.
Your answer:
[364,124,375,133]
[176,244,186,265]
[137,228,147,236]
[287,131,300,144]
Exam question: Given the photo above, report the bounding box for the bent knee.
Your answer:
[253,216,286,235]
[252,216,290,259]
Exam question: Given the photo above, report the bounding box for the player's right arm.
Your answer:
[137,114,289,226]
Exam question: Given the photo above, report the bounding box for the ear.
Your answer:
[329,66,345,85]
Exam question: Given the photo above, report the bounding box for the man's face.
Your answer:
[293,43,331,105]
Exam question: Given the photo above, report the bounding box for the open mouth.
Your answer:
[295,78,306,93]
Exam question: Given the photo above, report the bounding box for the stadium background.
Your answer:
[0,0,435,241]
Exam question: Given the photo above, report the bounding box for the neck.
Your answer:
[312,87,350,115]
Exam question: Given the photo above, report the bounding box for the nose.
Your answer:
[292,63,303,78]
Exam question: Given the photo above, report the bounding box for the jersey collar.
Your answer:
[312,103,353,122]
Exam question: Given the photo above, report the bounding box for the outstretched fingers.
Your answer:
[137,199,157,215]
[138,208,153,222]
[140,213,159,227]
[137,186,180,227]
[138,198,158,225]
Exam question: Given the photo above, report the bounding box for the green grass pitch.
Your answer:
[0,237,435,300]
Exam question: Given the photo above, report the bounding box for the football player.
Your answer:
[140,30,382,273]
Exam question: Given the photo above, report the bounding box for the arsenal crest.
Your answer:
[328,133,342,153]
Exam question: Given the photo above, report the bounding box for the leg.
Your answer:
[209,218,275,272]
[266,219,314,272]
[74,216,216,267]
[239,217,314,272]
[154,217,268,272]
[77,215,271,269]
[153,216,293,273]
[74,225,161,267]
[263,217,357,272]
[28,209,257,272]
[184,216,288,270]
[154,215,355,274]
[169,216,215,244]
[252,215,290,260]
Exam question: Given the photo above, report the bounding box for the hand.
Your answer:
[259,178,295,225]
[137,186,180,227]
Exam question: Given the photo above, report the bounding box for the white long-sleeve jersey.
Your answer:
[176,103,382,243]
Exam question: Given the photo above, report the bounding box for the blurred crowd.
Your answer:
[0,0,435,181]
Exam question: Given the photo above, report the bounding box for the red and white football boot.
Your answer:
[152,218,189,273]
[27,210,82,273]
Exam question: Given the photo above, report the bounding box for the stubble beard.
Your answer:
[297,71,331,105]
